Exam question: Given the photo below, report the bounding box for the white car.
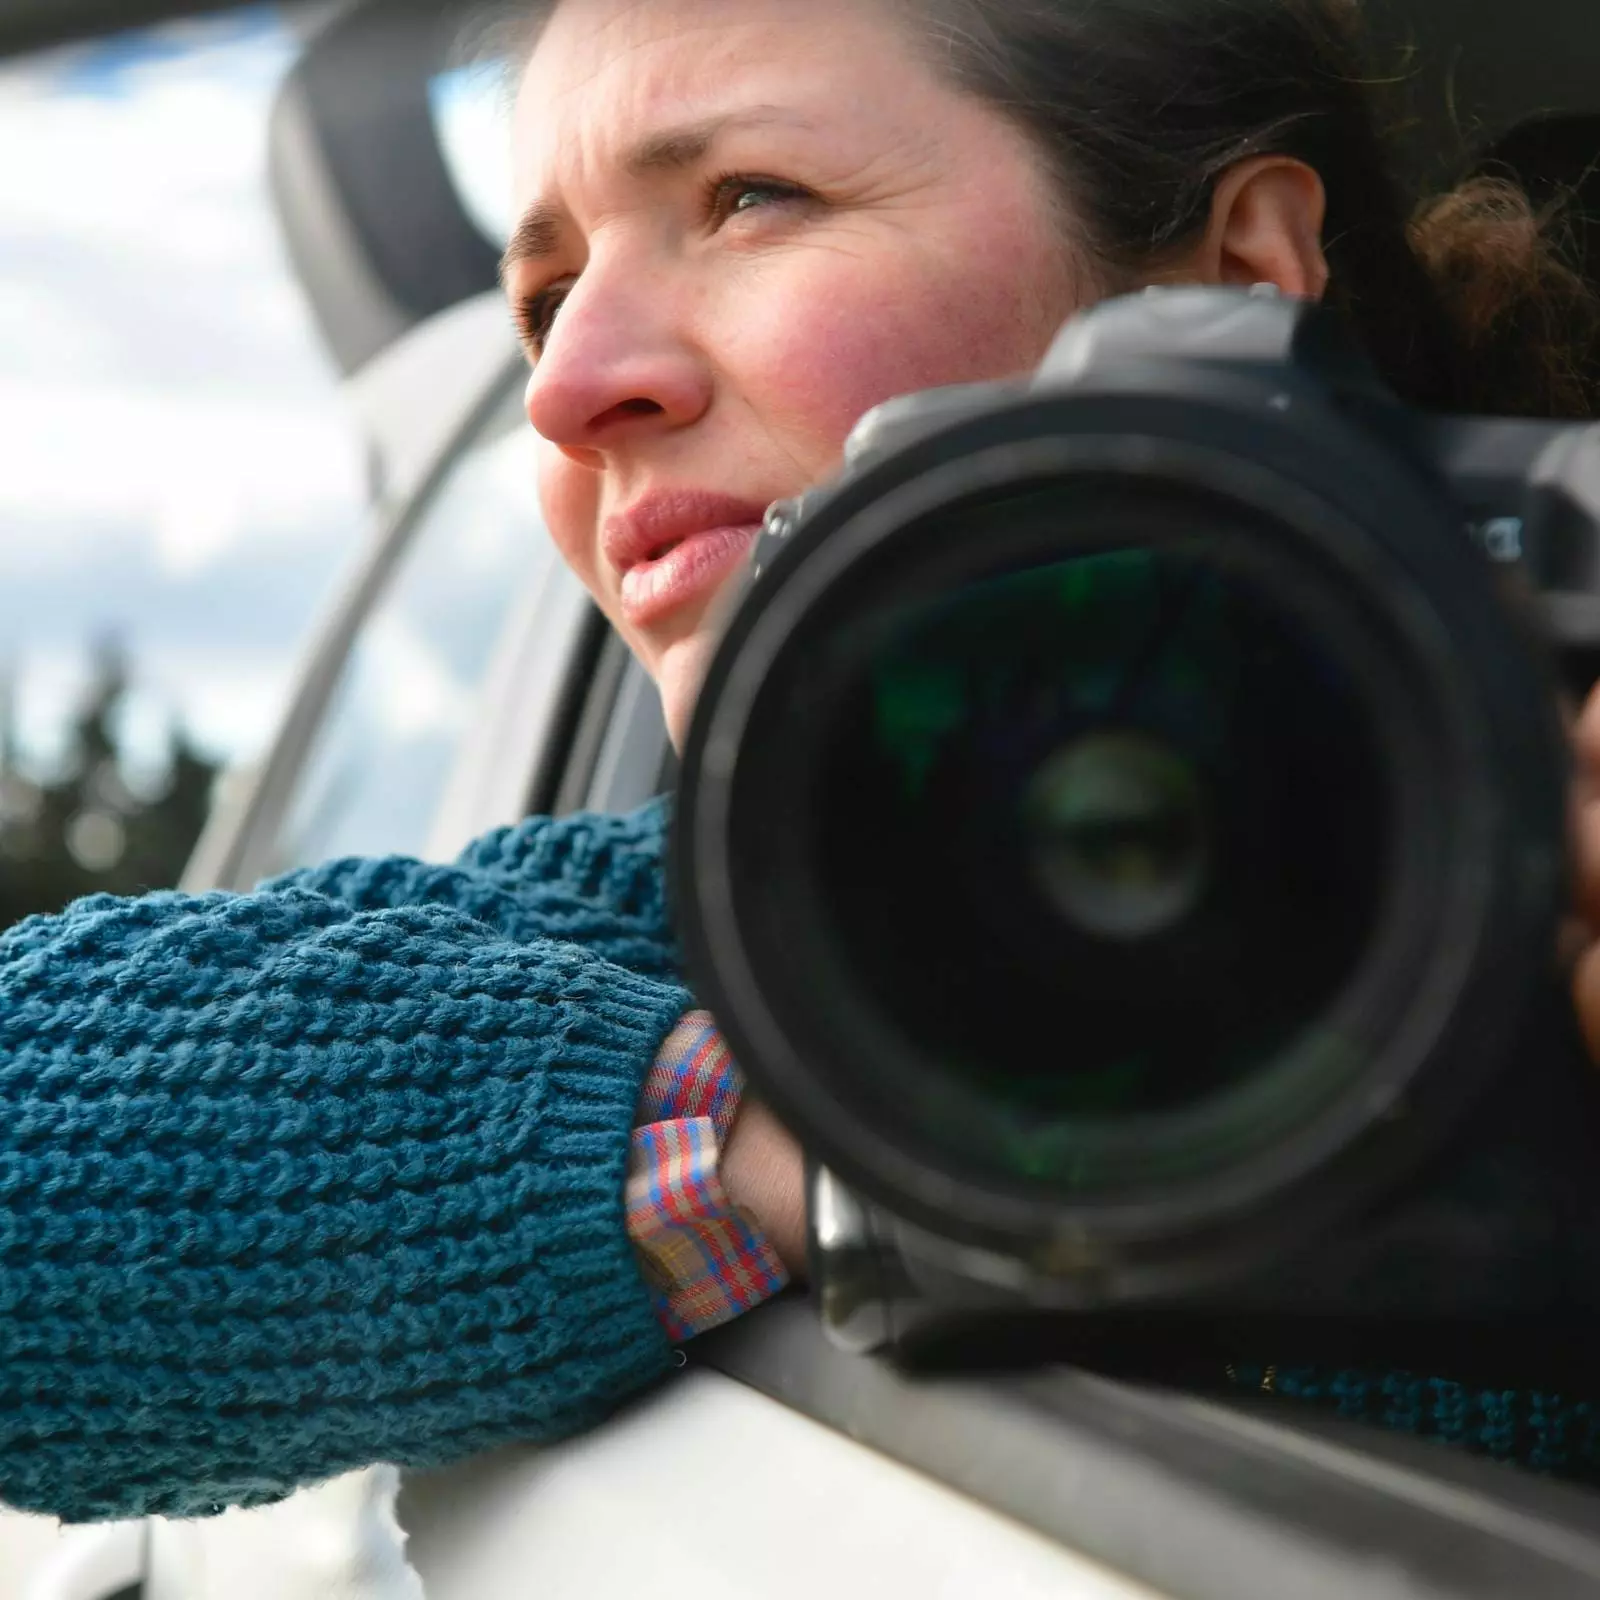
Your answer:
[11,0,1600,1594]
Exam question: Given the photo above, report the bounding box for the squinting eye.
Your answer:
[730,183,784,212]
[706,173,813,227]
[513,283,571,355]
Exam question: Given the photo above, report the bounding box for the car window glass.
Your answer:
[266,385,549,872]
[429,57,513,246]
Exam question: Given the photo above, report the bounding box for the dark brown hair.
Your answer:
[498,0,1600,418]
[900,0,1600,418]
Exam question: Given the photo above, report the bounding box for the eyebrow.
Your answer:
[499,107,815,284]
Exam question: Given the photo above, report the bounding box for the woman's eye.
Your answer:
[512,178,809,352]
[513,283,570,355]
[706,174,811,227]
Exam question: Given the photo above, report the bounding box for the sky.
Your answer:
[0,7,371,779]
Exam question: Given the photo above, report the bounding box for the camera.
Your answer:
[674,287,1600,1382]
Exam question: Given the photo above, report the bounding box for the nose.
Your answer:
[523,263,711,461]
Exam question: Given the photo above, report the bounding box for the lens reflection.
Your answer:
[1025,731,1210,941]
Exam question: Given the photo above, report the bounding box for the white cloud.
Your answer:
[10,644,93,773]
[0,25,293,247]
[0,24,345,397]
[0,82,259,240]
[152,476,248,580]
[0,14,368,780]
[360,613,472,742]
[12,633,308,776]
[175,656,299,762]
[0,375,365,572]
[0,278,115,371]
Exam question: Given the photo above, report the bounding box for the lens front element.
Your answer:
[1025,729,1212,943]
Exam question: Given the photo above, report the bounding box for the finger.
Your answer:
[1558,913,1592,973]
[722,1097,808,1278]
[1574,791,1600,931]
[1574,939,1600,1067]
[1573,683,1600,793]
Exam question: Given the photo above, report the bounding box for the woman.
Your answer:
[5,0,1600,1523]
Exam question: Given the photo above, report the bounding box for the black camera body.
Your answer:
[675,287,1600,1382]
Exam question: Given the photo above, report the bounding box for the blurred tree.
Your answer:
[0,639,221,933]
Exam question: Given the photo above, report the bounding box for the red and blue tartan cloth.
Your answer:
[626,1009,791,1341]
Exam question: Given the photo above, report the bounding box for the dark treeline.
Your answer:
[0,640,220,933]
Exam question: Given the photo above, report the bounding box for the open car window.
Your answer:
[6,3,1600,1597]
[262,379,543,873]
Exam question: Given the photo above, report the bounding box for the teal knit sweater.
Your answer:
[0,800,689,1523]
[2,797,1597,1523]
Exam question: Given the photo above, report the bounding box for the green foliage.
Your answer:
[0,640,220,932]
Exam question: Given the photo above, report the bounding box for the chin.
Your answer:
[652,630,722,752]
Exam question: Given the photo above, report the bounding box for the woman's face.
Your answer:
[507,0,1086,742]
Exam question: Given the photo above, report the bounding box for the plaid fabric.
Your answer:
[627,1011,790,1341]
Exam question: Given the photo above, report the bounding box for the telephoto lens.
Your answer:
[675,287,1571,1310]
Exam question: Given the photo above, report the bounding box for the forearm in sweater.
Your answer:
[269,800,680,981]
[0,883,689,1523]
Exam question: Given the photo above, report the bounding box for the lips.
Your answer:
[604,489,771,627]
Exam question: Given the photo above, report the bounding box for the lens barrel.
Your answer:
[675,362,1567,1301]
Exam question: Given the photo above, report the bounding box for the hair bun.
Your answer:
[1407,176,1600,419]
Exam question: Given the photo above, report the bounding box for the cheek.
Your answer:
[537,442,602,588]
[535,437,667,677]
[729,236,1080,467]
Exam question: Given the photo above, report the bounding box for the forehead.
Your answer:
[511,0,918,190]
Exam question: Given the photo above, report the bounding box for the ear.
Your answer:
[1181,155,1330,299]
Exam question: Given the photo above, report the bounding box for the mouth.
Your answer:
[617,522,763,628]
[605,490,772,628]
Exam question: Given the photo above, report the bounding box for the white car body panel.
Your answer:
[398,1370,1164,1599]
[12,1371,1164,1600]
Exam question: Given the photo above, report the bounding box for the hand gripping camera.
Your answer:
[674,287,1600,1384]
